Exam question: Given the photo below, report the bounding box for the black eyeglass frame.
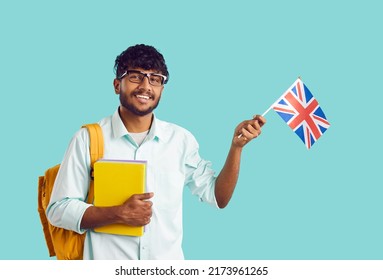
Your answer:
[118,70,168,86]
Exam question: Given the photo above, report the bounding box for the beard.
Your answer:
[119,89,161,116]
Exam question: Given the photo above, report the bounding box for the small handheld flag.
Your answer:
[271,78,330,149]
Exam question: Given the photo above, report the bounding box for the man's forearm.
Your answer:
[80,205,121,230]
[214,145,243,208]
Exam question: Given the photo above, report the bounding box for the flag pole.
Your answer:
[261,106,273,117]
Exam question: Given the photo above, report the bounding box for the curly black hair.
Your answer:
[114,44,169,83]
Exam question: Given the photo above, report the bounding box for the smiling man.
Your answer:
[47,44,266,260]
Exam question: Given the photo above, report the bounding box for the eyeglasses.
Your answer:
[118,70,167,86]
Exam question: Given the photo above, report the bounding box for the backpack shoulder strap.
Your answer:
[82,123,104,204]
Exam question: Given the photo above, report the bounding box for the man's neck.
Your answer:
[118,106,153,133]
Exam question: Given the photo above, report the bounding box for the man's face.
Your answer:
[114,68,165,116]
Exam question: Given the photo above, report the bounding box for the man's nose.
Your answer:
[138,76,152,90]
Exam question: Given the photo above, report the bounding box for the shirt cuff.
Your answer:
[61,200,93,234]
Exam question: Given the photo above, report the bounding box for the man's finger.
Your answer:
[132,192,154,200]
[253,115,266,126]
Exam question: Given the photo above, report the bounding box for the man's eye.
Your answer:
[150,76,162,83]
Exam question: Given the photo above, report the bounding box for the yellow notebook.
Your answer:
[93,159,147,236]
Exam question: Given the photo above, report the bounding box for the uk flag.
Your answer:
[272,79,330,149]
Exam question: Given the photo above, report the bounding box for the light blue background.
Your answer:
[0,0,382,260]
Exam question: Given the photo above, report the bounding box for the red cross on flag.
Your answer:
[267,78,330,149]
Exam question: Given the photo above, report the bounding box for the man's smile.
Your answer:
[134,94,153,104]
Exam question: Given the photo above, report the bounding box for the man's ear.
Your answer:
[113,79,121,94]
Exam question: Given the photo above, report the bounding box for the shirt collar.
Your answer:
[111,108,168,142]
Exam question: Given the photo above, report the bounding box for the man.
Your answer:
[47,44,266,260]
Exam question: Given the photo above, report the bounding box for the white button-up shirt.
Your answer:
[47,109,218,259]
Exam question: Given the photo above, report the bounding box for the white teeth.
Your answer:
[137,95,150,100]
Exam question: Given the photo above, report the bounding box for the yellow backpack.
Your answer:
[37,124,104,260]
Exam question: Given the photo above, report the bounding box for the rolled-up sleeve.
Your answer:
[46,128,93,233]
[184,134,218,208]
